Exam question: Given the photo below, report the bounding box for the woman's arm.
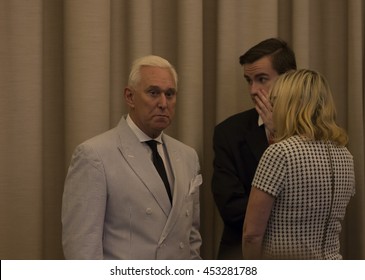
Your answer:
[242,186,275,259]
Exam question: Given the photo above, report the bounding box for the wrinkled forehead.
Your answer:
[139,66,176,89]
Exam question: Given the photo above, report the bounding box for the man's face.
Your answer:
[125,66,177,138]
[243,56,279,104]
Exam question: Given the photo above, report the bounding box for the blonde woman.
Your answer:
[242,69,355,259]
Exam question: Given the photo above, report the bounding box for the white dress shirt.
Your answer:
[126,114,174,194]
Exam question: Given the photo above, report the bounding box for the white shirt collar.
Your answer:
[258,115,272,141]
[126,114,163,144]
[258,115,264,127]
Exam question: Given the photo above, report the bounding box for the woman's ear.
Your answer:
[124,87,135,108]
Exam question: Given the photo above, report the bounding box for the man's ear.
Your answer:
[124,87,135,108]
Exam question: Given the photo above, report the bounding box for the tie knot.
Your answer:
[145,140,158,152]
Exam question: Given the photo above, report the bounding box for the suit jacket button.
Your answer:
[179,242,185,249]
[146,208,152,215]
[186,210,190,216]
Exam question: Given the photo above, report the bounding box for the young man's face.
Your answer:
[243,55,279,104]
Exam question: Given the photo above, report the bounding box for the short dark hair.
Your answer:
[239,38,297,74]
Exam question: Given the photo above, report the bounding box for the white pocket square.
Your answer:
[188,174,202,195]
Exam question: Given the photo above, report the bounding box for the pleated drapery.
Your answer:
[1,0,364,259]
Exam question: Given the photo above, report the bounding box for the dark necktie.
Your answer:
[145,140,172,204]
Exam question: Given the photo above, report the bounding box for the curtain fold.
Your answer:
[0,0,44,259]
[42,0,64,259]
[175,0,204,148]
[342,0,365,260]
[0,0,364,259]
[64,0,111,159]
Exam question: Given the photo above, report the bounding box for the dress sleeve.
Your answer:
[252,143,287,197]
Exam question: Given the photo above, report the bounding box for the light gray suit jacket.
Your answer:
[62,117,202,259]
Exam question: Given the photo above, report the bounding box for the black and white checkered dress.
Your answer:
[253,135,355,259]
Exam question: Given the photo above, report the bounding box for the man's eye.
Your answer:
[147,89,160,96]
[259,77,268,83]
[165,89,176,98]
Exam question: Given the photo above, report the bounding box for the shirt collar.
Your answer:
[126,114,163,144]
[258,115,272,141]
[258,115,264,127]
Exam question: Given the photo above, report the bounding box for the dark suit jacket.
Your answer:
[212,108,269,259]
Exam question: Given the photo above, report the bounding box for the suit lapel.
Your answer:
[116,118,172,216]
[158,135,185,242]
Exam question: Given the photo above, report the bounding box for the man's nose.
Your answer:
[249,82,260,95]
[158,93,168,108]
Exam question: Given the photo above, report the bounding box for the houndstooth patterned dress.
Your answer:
[252,135,355,259]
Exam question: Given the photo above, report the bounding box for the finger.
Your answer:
[257,90,273,111]
[255,94,271,113]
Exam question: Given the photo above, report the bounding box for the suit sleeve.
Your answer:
[189,151,203,259]
[61,144,107,259]
[211,125,248,231]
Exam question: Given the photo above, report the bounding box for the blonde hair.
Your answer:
[271,69,348,146]
[128,55,178,89]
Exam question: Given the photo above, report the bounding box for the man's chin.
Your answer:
[154,121,170,131]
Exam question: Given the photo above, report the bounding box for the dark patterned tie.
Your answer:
[145,140,172,204]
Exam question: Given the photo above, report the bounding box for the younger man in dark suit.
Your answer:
[212,38,297,259]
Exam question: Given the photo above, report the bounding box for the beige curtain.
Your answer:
[0,0,364,260]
